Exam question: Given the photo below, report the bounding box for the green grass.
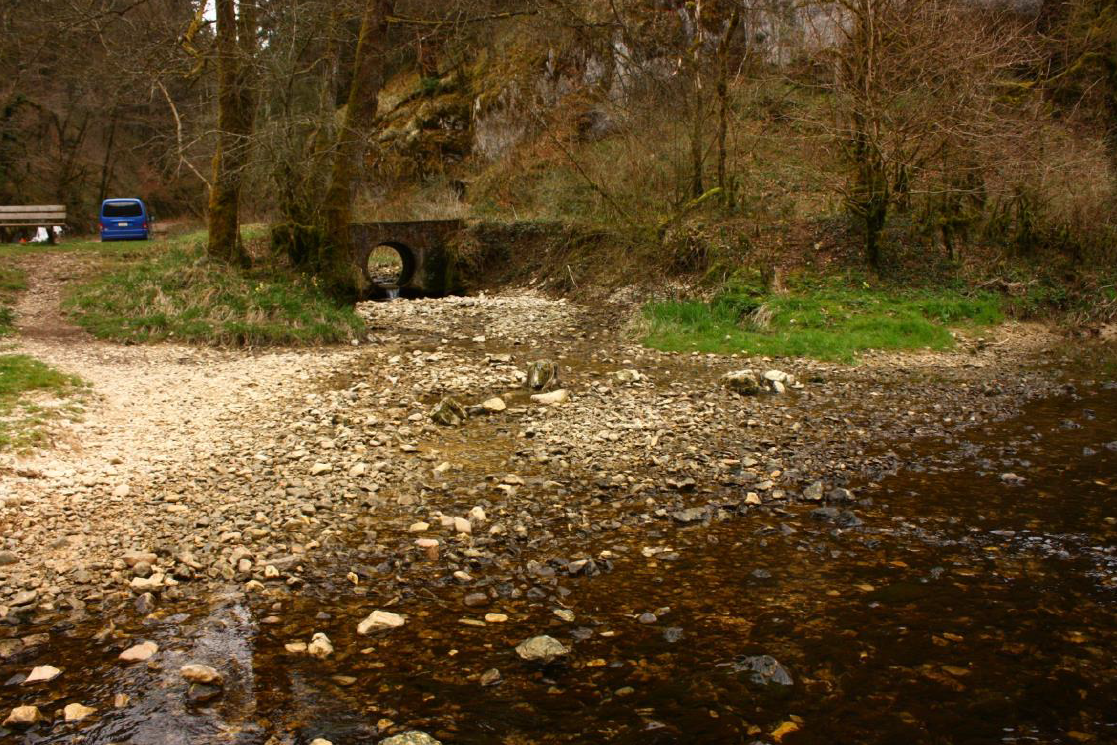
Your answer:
[641,278,1004,363]
[0,354,84,448]
[64,231,366,346]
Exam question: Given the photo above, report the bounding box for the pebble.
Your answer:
[3,705,42,726]
[63,702,96,721]
[23,665,62,684]
[119,641,158,662]
[308,633,334,659]
[481,397,507,412]
[515,635,570,663]
[358,610,406,634]
[180,664,223,686]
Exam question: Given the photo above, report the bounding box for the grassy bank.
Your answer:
[65,232,366,346]
[0,266,26,335]
[642,278,1003,363]
[0,354,84,448]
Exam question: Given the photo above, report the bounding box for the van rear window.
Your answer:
[103,202,142,218]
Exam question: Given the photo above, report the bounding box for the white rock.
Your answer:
[310,462,333,475]
[307,633,334,659]
[113,484,131,498]
[310,739,334,745]
[530,389,569,405]
[408,522,430,532]
[469,506,487,523]
[357,610,406,635]
[119,641,158,662]
[23,665,62,684]
[453,517,472,534]
[348,462,368,477]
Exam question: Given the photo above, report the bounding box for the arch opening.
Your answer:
[364,242,417,297]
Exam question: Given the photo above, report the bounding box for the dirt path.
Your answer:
[1,253,358,595]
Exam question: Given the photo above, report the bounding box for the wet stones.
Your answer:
[358,610,406,634]
[515,635,570,663]
[430,397,467,426]
[380,732,442,745]
[119,641,158,662]
[671,507,706,523]
[802,481,825,501]
[526,360,559,391]
[463,592,490,608]
[3,705,42,727]
[180,664,223,686]
[663,627,685,643]
[810,507,863,528]
[732,655,794,687]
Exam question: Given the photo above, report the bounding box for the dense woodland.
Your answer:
[1,0,1115,298]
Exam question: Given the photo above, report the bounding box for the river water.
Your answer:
[1,380,1115,744]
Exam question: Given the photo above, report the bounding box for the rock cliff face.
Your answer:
[374,0,1043,173]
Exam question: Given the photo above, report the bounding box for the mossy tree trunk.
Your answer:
[207,0,257,267]
[320,0,393,299]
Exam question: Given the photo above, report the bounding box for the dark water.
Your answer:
[2,386,1115,744]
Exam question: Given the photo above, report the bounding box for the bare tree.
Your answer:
[826,0,1027,268]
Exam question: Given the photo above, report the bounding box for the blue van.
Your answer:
[99,198,150,241]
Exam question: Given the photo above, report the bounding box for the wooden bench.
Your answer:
[0,205,67,243]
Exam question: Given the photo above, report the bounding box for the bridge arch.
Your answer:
[349,220,463,298]
[363,241,417,291]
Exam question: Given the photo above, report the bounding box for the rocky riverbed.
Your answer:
[1,286,1114,744]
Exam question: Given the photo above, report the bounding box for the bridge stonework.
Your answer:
[349,220,464,298]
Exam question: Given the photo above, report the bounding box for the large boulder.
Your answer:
[526,360,559,391]
[721,370,761,395]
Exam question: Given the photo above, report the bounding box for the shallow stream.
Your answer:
[1,381,1115,744]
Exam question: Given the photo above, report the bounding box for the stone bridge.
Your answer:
[349,219,464,298]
